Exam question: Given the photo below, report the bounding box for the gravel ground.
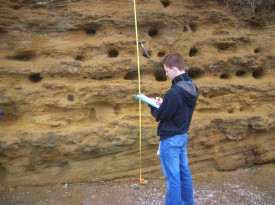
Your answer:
[0,164,274,205]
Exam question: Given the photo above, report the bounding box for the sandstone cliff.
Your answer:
[0,0,274,187]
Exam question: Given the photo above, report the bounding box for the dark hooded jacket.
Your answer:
[150,73,198,141]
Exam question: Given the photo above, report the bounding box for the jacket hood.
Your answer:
[173,81,198,107]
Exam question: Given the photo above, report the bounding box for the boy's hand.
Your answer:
[155,97,163,106]
[150,97,163,107]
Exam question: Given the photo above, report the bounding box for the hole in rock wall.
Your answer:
[89,108,96,121]
[85,23,98,36]
[86,28,96,35]
[160,0,171,8]
[157,51,166,57]
[217,45,230,52]
[108,49,119,58]
[148,28,158,37]
[75,55,85,61]
[254,48,261,53]
[124,70,138,80]
[239,106,250,112]
[188,68,204,79]
[67,94,74,101]
[227,108,234,113]
[252,69,264,79]
[189,24,197,32]
[91,73,113,80]
[154,68,167,81]
[236,70,246,77]
[183,25,188,32]
[0,162,5,182]
[189,47,198,57]
[12,5,21,10]
[220,73,231,79]
[29,73,42,82]
[7,51,36,61]
[215,41,236,52]
[61,160,69,165]
[0,28,6,33]
[0,163,5,172]
[114,104,121,116]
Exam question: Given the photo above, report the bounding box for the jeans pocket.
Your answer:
[167,139,179,158]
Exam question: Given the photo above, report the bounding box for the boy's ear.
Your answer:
[172,67,179,72]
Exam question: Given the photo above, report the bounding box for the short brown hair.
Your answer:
[162,52,185,71]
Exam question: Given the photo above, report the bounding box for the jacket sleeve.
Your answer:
[150,89,179,122]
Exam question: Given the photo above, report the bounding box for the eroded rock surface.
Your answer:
[0,0,274,187]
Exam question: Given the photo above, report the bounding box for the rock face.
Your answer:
[0,0,274,187]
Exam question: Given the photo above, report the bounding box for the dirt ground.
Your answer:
[0,164,274,205]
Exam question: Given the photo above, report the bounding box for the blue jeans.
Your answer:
[160,134,194,205]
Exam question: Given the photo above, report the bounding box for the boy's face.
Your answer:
[164,64,177,79]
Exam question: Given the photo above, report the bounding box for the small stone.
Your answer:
[62,183,68,189]
[142,180,149,184]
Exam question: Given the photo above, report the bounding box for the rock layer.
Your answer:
[0,0,274,187]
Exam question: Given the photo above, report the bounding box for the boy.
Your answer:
[150,52,198,205]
